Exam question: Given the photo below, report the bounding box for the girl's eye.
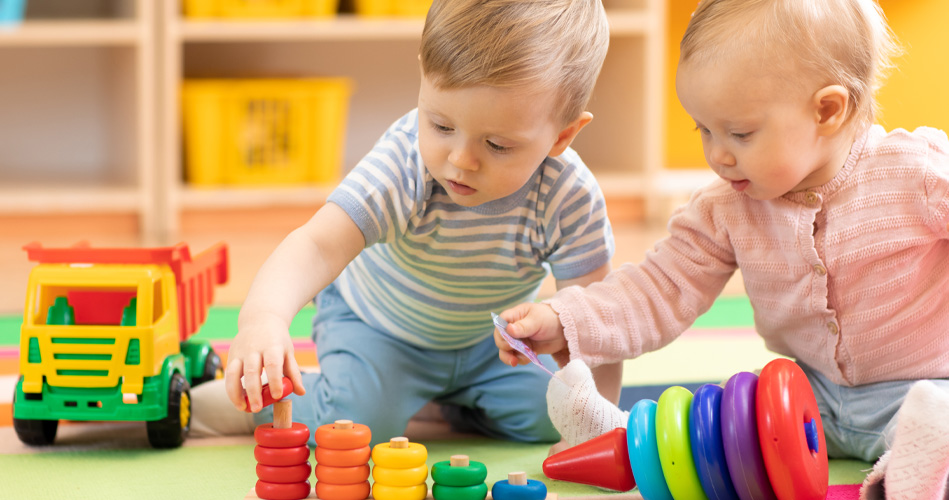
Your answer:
[694,125,710,136]
[732,132,751,140]
[486,140,510,153]
[432,123,453,133]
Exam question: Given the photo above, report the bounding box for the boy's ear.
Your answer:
[814,85,849,136]
[549,112,593,157]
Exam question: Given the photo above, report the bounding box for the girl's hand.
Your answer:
[495,302,567,367]
[224,312,306,413]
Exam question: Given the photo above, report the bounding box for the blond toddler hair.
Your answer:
[681,0,900,129]
[419,0,609,126]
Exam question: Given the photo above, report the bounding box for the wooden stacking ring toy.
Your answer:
[371,483,428,500]
[491,472,547,500]
[315,445,371,467]
[314,420,371,449]
[371,438,428,468]
[256,462,312,484]
[432,483,489,500]
[254,480,311,500]
[372,464,429,487]
[431,456,488,486]
[254,421,310,448]
[245,376,294,412]
[314,464,370,484]
[314,481,372,500]
[255,445,310,467]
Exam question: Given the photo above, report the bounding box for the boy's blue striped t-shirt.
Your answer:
[327,109,614,349]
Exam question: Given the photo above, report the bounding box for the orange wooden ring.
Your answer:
[315,445,371,467]
[256,462,312,484]
[255,479,311,500]
[255,422,311,448]
[315,422,372,450]
[315,464,370,484]
[315,480,371,500]
[256,445,310,467]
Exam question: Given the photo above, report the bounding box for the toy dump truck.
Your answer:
[13,242,228,448]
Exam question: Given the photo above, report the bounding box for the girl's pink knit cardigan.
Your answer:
[549,125,949,386]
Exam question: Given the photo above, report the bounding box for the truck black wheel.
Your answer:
[12,382,59,446]
[193,350,222,386]
[146,373,191,448]
[13,416,58,446]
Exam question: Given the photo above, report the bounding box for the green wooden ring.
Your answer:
[432,483,488,500]
[431,460,488,486]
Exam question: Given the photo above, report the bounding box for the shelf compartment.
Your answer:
[0,20,142,46]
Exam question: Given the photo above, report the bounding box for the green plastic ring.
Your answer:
[656,386,708,500]
[432,483,488,500]
[431,460,488,486]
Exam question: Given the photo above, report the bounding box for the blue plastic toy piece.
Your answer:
[627,399,674,500]
[690,384,740,500]
[491,478,547,500]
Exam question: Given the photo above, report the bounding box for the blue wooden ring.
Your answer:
[490,479,547,500]
[690,383,740,500]
[627,399,674,500]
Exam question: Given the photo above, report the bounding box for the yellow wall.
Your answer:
[664,0,949,169]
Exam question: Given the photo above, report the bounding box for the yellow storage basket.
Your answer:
[182,78,353,186]
[354,0,431,17]
[183,0,339,18]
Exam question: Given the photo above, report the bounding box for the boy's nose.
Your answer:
[448,146,479,171]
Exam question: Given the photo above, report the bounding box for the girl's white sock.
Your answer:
[546,358,629,447]
[860,380,949,500]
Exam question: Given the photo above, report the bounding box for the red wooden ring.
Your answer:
[315,480,371,500]
[257,462,313,484]
[315,446,371,467]
[757,358,829,500]
[255,422,311,448]
[315,464,371,484]
[256,445,311,467]
[314,422,372,450]
[255,479,311,500]
[245,376,295,412]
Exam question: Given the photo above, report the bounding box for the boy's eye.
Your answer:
[432,123,453,133]
[694,125,710,135]
[486,140,509,152]
[731,132,752,140]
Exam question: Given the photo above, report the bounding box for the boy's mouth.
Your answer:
[447,180,476,195]
[730,179,750,192]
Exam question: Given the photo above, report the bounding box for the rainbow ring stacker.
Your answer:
[656,386,708,500]
[756,359,828,500]
[627,400,674,500]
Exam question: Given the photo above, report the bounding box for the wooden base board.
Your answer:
[245,488,641,500]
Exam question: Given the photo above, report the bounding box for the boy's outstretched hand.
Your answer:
[224,312,306,413]
[495,302,567,367]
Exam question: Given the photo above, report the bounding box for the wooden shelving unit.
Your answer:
[0,0,157,241]
[0,0,666,244]
[157,0,667,240]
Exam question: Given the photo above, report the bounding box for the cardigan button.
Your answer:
[827,322,839,335]
[814,264,827,276]
[805,191,821,206]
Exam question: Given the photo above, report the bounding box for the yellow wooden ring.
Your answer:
[371,442,428,469]
[372,483,427,500]
[372,464,428,487]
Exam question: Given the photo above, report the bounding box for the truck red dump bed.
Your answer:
[24,242,229,341]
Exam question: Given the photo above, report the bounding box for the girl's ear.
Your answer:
[549,112,594,157]
[814,85,850,136]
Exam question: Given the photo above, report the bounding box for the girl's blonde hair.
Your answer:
[680,0,900,127]
[420,0,609,126]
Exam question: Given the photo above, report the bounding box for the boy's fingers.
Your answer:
[285,356,306,396]
[263,355,285,400]
[242,355,264,412]
[224,361,247,411]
